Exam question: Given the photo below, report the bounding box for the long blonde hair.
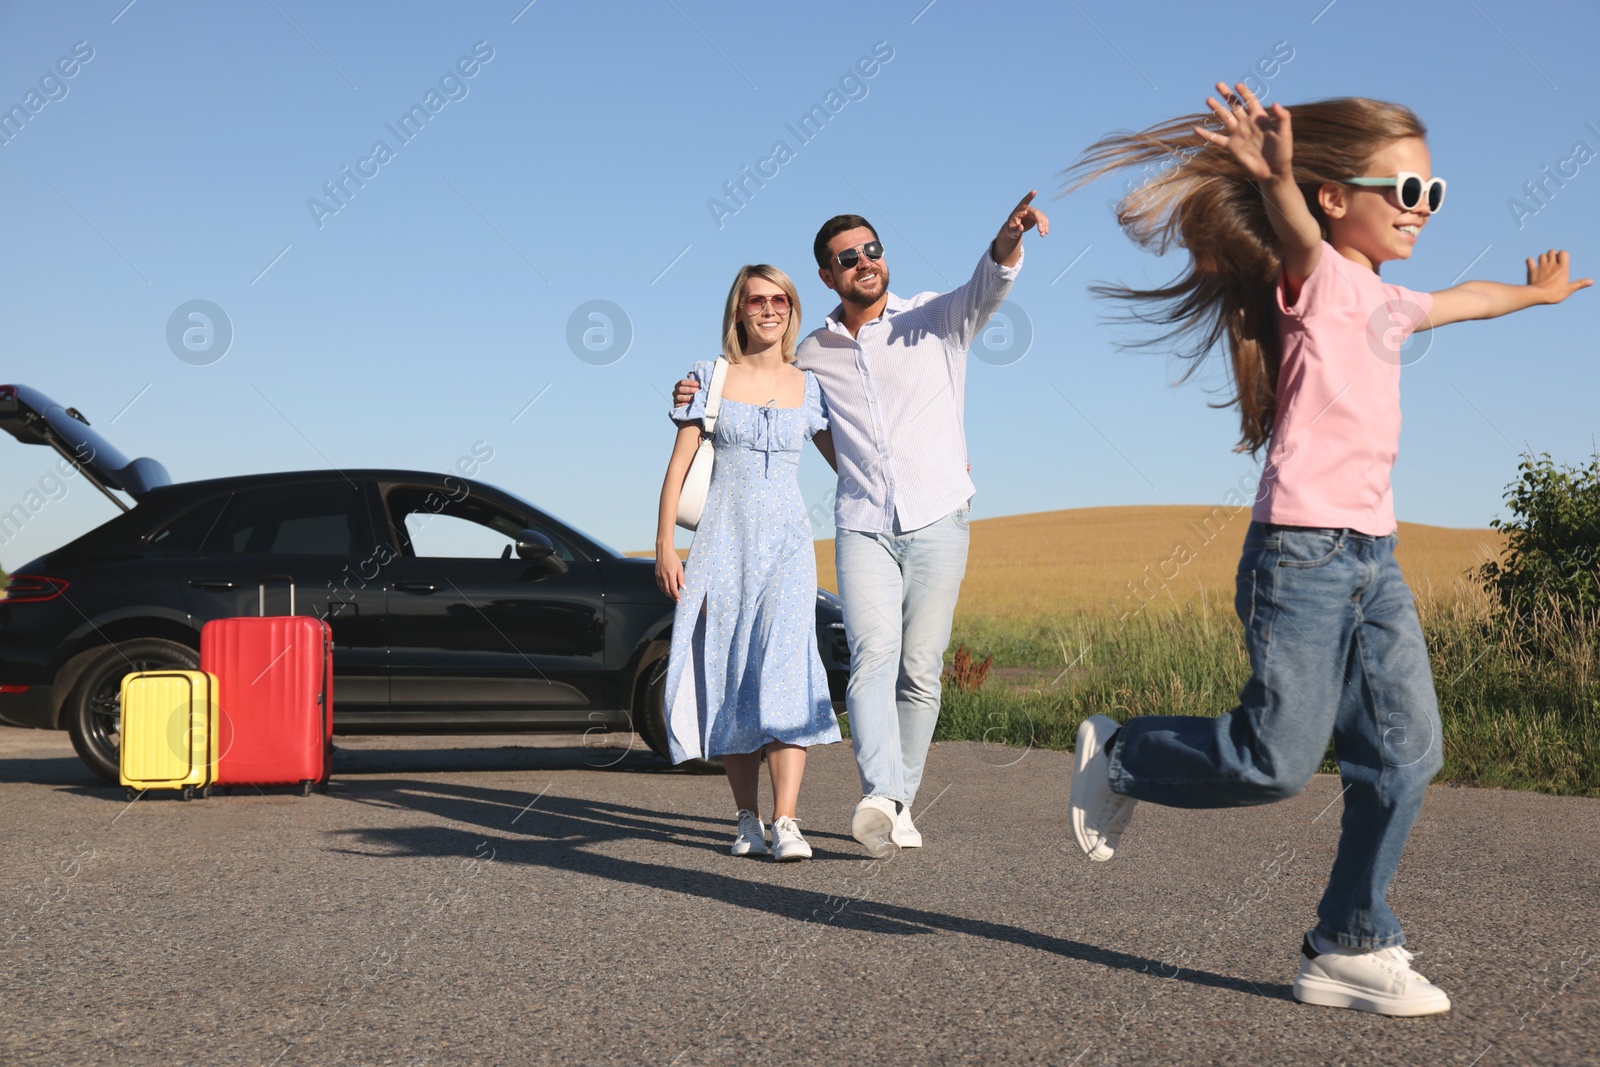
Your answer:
[721,264,802,362]
[1064,97,1427,453]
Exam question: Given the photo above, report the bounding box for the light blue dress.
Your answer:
[665,360,842,763]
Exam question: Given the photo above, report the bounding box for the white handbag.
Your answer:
[675,358,730,532]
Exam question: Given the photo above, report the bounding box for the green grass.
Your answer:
[934,586,1600,797]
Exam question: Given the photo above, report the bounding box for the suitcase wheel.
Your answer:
[181,785,194,802]
[300,780,313,797]
[125,788,137,803]
[201,785,213,800]
[316,781,329,794]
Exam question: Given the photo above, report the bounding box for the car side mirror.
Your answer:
[514,529,568,573]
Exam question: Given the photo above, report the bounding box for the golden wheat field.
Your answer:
[811,505,1505,620]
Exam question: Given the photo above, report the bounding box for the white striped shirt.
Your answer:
[796,249,1021,534]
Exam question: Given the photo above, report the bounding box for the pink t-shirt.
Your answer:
[1252,241,1433,536]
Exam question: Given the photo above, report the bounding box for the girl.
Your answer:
[1065,84,1590,1015]
[654,264,841,862]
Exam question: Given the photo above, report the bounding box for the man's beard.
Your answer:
[839,266,889,308]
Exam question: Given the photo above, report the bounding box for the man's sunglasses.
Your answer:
[833,240,884,270]
[744,294,791,315]
[1344,171,1446,213]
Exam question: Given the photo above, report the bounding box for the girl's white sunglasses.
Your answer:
[1344,171,1446,213]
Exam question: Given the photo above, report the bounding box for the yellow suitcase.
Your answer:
[119,670,219,801]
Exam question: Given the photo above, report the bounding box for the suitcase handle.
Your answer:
[259,574,295,616]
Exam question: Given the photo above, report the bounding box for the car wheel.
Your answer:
[633,656,723,775]
[65,638,199,783]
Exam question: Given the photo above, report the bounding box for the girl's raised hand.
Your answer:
[1526,249,1594,304]
[1194,82,1292,181]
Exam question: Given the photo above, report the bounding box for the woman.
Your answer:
[654,264,841,861]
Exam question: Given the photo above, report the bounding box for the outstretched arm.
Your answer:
[923,191,1046,350]
[1193,81,1321,298]
[1424,249,1592,329]
[990,190,1049,266]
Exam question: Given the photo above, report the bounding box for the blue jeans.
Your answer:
[836,507,970,807]
[1107,522,1443,949]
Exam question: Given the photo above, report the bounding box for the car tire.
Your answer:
[633,656,723,775]
[65,638,199,783]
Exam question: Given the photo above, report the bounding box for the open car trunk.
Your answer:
[0,384,170,511]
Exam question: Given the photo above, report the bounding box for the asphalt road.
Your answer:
[1,725,1597,1066]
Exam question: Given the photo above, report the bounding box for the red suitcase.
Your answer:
[201,578,333,795]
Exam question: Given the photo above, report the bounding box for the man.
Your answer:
[676,192,1047,857]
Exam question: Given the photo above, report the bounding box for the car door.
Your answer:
[178,479,388,706]
[379,481,606,723]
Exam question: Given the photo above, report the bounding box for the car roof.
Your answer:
[156,468,469,494]
[2,391,627,563]
[137,469,619,560]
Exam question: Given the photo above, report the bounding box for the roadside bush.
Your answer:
[1478,451,1600,633]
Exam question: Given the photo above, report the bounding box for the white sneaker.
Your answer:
[891,805,922,848]
[770,816,813,862]
[730,809,769,857]
[1292,933,1452,1016]
[851,795,900,858]
[1069,715,1137,861]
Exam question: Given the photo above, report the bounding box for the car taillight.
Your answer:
[0,385,15,401]
[0,685,28,693]
[1,574,68,603]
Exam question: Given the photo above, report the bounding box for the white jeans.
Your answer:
[835,506,970,807]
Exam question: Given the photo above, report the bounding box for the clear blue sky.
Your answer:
[2,0,1597,570]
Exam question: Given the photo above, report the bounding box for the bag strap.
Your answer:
[701,357,730,435]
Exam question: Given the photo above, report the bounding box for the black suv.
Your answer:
[0,384,849,780]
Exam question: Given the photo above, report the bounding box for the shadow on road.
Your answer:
[338,777,1295,1004]
[329,743,673,777]
[27,739,690,798]
[0,754,102,788]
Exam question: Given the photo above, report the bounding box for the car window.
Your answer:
[405,512,518,558]
[386,486,576,561]
[146,494,229,551]
[203,483,364,556]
